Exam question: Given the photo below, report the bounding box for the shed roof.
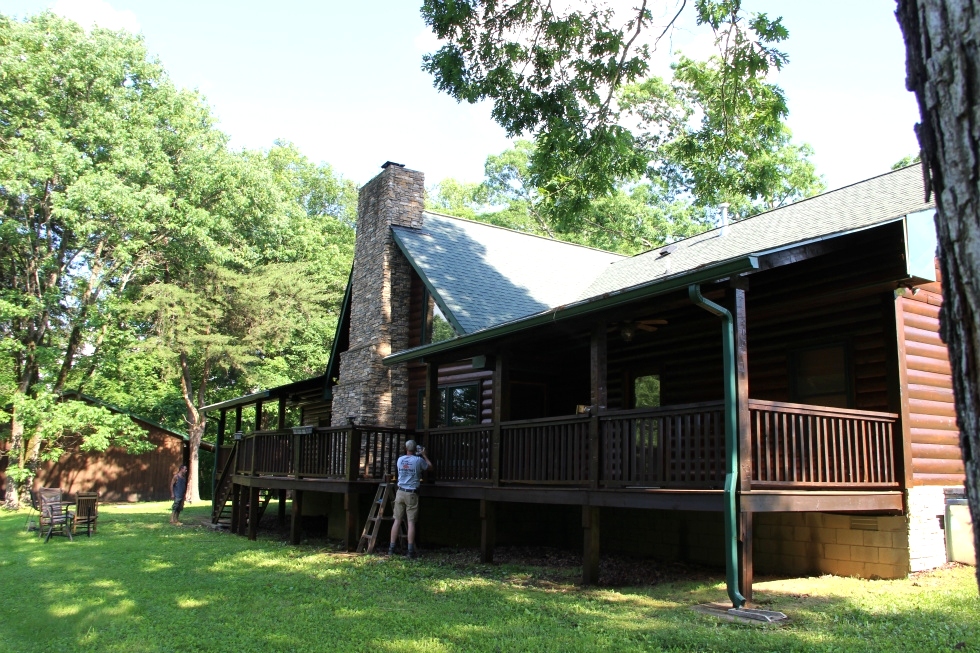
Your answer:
[392,212,623,333]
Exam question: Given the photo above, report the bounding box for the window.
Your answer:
[793,344,850,408]
[417,384,480,428]
[421,288,456,345]
[633,374,661,408]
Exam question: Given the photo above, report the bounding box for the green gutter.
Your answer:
[384,255,759,365]
[688,284,746,609]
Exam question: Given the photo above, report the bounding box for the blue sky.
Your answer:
[5,1,920,192]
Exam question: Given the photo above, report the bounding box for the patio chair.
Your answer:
[39,487,73,543]
[73,492,99,537]
[37,487,62,536]
[25,489,40,533]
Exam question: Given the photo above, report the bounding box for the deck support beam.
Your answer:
[739,510,753,602]
[491,354,508,486]
[230,483,240,534]
[247,486,259,541]
[277,489,287,527]
[480,499,496,563]
[582,505,600,585]
[290,490,304,545]
[344,492,359,551]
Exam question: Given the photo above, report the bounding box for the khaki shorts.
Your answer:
[393,490,420,522]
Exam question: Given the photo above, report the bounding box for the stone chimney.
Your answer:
[330,162,424,427]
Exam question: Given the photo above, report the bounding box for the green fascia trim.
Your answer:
[60,391,189,441]
[384,255,759,365]
[323,272,354,399]
[391,228,468,336]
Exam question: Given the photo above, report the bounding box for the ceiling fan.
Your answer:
[617,318,668,342]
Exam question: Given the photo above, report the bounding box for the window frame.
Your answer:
[417,382,481,428]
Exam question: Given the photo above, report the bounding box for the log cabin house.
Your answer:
[206,161,966,604]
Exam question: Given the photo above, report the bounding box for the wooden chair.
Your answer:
[73,492,99,537]
[39,487,73,543]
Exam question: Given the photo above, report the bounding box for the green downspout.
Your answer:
[689,284,746,609]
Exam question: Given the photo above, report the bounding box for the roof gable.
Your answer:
[392,212,623,333]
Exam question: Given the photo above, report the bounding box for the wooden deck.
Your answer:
[219,399,902,514]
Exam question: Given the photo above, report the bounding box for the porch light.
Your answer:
[233,431,243,441]
[291,426,314,436]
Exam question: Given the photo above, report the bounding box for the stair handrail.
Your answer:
[211,440,240,523]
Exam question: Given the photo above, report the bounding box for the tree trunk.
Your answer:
[186,415,205,504]
[897,0,980,590]
[3,406,24,511]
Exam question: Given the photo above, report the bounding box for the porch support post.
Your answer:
[492,353,508,486]
[247,486,259,541]
[729,286,752,491]
[277,489,287,527]
[344,492,359,552]
[213,409,227,510]
[278,396,287,430]
[739,510,754,602]
[230,483,240,534]
[425,362,440,429]
[234,406,243,433]
[480,499,496,563]
[590,321,607,489]
[255,400,263,431]
[582,505,601,585]
[689,284,746,609]
[290,490,304,545]
[730,286,754,602]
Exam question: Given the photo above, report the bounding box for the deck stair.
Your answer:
[356,477,406,554]
[211,440,240,527]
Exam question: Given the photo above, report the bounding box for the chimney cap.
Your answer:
[381,161,405,169]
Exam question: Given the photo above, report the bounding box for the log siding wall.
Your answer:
[896,283,964,485]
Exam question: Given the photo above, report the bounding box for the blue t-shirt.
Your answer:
[396,454,429,490]
[173,474,188,499]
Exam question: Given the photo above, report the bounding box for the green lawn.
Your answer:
[1,502,977,653]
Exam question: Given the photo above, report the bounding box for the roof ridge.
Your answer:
[419,210,627,257]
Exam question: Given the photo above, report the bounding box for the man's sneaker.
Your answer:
[406,548,417,559]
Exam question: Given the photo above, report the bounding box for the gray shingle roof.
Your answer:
[579,164,932,299]
[393,165,931,337]
[392,213,623,333]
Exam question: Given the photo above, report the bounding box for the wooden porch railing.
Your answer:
[426,424,492,482]
[748,399,899,488]
[499,415,592,484]
[231,401,899,492]
[600,401,726,488]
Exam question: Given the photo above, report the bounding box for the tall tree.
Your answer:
[0,13,217,507]
[422,0,792,222]
[896,0,980,590]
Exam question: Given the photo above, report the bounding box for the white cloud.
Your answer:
[51,0,140,33]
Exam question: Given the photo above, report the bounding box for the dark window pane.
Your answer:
[795,345,849,407]
[449,385,479,425]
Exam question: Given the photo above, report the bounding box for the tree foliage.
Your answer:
[0,13,356,506]
[421,0,803,226]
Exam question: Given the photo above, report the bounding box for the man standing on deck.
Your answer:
[170,465,188,525]
[389,440,433,558]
